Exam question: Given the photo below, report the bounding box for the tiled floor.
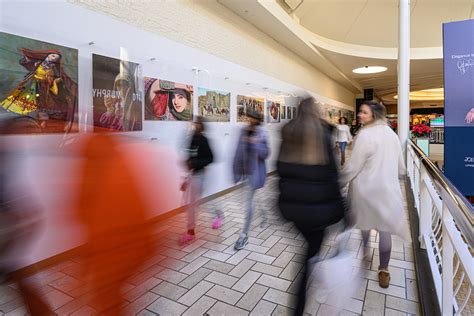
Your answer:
[0,177,421,315]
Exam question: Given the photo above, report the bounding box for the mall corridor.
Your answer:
[0,176,421,316]
[1,1,473,315]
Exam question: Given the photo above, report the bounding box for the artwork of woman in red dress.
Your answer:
[0,48,78,133]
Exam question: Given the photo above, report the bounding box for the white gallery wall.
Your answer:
[0,0,354,267]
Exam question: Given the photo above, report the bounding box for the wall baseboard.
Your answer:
[12,172,278,277]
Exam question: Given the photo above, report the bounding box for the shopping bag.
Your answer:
[307,229,360,313]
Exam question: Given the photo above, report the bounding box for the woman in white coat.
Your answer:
[339,101,407,289]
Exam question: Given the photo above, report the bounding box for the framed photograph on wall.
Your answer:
[93,54,142,131]
[266,100,280,123]
[198,88,230,122]
[237,95,264,122]
[144,77,193,121]
[0,32,78,133]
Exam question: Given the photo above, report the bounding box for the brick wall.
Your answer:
[69,0,355,106]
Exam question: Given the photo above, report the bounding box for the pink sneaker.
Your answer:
[179,233,195,245]
[212,217,223,229]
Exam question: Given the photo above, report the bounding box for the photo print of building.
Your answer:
[198,88,230,122]
[236,95,264,122]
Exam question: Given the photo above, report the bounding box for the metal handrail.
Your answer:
[408,140,473,246]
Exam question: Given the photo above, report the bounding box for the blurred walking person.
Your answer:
[350,118,361,137]
[233,111,269,250]
[336,117,352,165]
[339,101,407,289]
[0,112,54,315]
[179,116,215,244]
[277,98,345,315]
[76,132,153,314]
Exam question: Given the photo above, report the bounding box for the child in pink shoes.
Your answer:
[211,210,224,229]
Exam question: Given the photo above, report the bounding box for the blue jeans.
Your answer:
[338,141,347,163]
[338,141,347,155]
[242,180,256,236]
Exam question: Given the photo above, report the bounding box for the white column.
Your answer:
[398,0,410,162]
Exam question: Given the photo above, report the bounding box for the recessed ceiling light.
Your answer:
[352,66,387,74]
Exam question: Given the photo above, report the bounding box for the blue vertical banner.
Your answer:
[443,19,474,196]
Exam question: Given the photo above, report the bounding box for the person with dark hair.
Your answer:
[336,117,352,165]
[180,116,215,244]
[350,118,361,136]
[171,89,192,121]
[277,97,345,315]
[339,101,408,289]
[233,111,269,250]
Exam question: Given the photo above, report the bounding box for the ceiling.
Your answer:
[219,0,474,106]
[293,0,474,48]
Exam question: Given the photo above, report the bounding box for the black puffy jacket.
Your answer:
[277,124,345,230]
[187,133,214,173]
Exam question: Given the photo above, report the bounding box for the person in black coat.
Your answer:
[180,116,215,244]
[277,98,346,315]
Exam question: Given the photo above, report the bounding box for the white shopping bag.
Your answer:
[307,229,361,314]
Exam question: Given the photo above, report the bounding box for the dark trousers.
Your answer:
[293,225,325,316]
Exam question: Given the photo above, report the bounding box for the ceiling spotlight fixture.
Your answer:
[352,66,387,74]
[246,83,251,86]
[224,77,230,80]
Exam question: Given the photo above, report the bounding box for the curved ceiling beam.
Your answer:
[259,0,443,60]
